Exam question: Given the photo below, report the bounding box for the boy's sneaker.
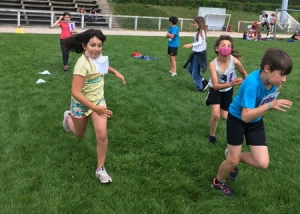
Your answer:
[225,148,240,181]
[202,79,209,91]
[229,166,239,181]
[171,72,177,76]
[62,110,71,132]
[96,167,112,184]
[207,135,216,145]
[211,177,235,197]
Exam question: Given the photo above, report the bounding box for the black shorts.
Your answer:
[206,87,233,111]
[227,113,267,146]
[168,46,178,56]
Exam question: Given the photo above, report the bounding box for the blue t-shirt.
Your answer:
[229,69,278,122]
[168,25,179,48]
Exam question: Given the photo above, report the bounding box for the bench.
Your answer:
[204,13,231,31]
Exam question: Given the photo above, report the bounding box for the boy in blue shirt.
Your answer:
[166,16,180,76]
[211,48,293,197]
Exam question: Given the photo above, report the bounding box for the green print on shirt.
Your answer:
[87,76,101,84]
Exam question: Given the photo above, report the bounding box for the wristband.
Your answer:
[268,102,271,110]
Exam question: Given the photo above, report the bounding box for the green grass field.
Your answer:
[1,32,300,213]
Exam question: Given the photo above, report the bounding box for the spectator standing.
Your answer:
[183,16,209,92]
[166,16,180,76]
[52,12,77,71]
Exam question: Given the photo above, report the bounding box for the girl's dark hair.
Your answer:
[63,12,71,17]
[194,16,206,42]
[260,48,292,75]
[214,35,234,55]
[62,29,106,53]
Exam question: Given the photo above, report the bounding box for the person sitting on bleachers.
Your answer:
[79,6,86,14]
[88,8,97,22]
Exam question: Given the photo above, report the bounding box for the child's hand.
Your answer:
[183,44,192,48]
[115,72,126,85]
[95,106,113,118]
[270,99,292,112]
[230,78,243,86]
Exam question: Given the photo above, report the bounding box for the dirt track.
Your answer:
[0,26,290,38]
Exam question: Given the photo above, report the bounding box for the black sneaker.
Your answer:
[202,79,209,91]
[205,91,210,106]
[211,177,235,197]
[198,88,204,92]
[207,135,216,145]
[229,166,239,181]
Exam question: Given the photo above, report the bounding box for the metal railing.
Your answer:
[0,8,195,30]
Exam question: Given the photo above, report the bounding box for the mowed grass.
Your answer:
[0,33,300,213]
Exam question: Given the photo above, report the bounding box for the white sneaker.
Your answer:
[96,167,112,183]
[171,72,177,76]
[62,110,71,132]
[169,70,172,74]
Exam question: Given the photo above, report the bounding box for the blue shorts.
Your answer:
[70,97,106,118]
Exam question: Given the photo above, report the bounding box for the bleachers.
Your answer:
[0,0,109,28]
[22,0,51,11]
[50,1,78,12]
[0,1,22,10]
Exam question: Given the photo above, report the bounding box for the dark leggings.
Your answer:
[60,39,69,66]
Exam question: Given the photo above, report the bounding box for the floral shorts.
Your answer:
[70,97,106,118]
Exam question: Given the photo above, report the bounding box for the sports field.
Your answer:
[0,32,300,213]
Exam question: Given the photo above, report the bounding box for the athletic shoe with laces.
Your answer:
[211,177,235,197]
[62,110,71,132]
[202,79,209,91]
[207,135,216,145]
[225,148,240,181]
[96,167,112,183]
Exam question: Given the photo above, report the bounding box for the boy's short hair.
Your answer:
[169,16,178,25]
[260,48,293,75]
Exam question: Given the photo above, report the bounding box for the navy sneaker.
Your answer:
[224,149,240,181]
[211,177,235,197]
[229,166,239,181]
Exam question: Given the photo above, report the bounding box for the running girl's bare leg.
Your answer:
[91,112,108,169]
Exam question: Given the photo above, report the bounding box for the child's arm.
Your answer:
[108,66,126,85]
[71,74,112,118]
[166,32,175,39]
[242,99,292,123]
[209,61,243,90]
[233,57,248,79]
[52,16,63,27]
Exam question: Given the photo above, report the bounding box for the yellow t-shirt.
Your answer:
[72,54,104,104]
